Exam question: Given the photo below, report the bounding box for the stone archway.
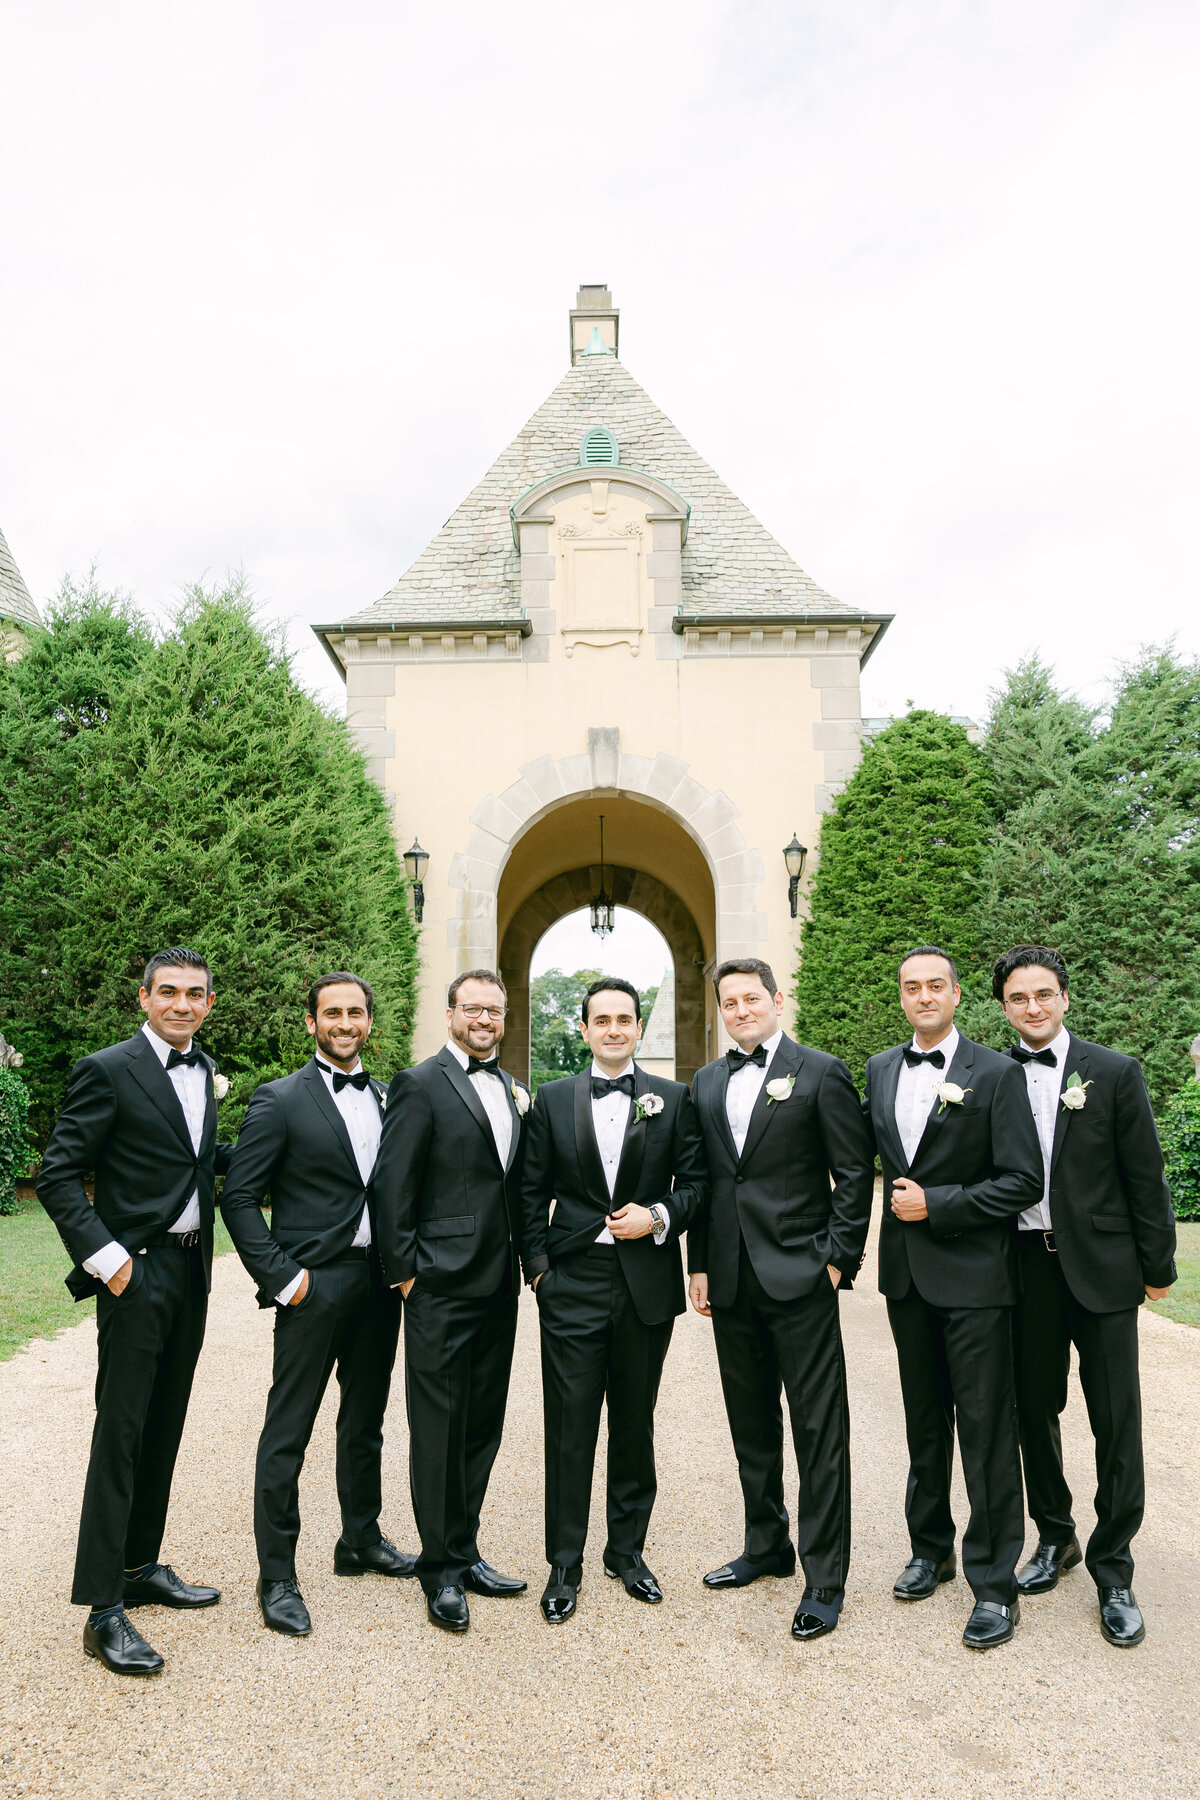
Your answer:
[499,866,707,1088]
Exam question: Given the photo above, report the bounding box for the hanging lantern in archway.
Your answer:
[589,815,615,939]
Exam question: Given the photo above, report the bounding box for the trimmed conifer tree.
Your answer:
[793,711,993,1085]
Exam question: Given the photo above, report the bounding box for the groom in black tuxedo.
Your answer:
[862,946,1042,1651]
[521,977,708,1624]
[994,946,1177,1648]
[221,972,416,1637]
[37,947,233,1676]
[688,958,874,1642]
[374,969,529,1633]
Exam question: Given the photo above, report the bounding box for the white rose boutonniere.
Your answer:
[935,1080,970,1114]
[512,1081,530,1117]
[212,1072,230,1101]
[635,1092,665,1122]
[1060,1073,1092,1111]
[765,1075,795,1106]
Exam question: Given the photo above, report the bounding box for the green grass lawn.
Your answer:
[1146,1219,1200,1329]
[0,1190,235,1363]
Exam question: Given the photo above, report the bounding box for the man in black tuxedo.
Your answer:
[688,958,873,1643]
[37,947,232,1676]
[221,972,416,1637]
[862,946,1043,1651]
[521,977,708,1624]
[374,968,529,1633]
[994,946,1177,1648]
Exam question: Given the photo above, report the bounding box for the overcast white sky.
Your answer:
[2,0,1197,729]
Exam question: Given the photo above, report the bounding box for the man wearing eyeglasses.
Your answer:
[374,969,530,1633]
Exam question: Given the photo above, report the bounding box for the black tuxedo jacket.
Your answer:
[373,1047,527,1298]
[220,1059,389,1307]
[863,1034,1043,1308]
[519,1065,709,1328]
[1010,1037,1177,1312]
[37,1030,231,1300]
[688,1035,874,1307]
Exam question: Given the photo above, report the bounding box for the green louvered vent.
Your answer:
[579,427,619,468]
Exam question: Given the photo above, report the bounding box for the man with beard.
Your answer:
[221,973,415,1635]
[374,970,530,1633]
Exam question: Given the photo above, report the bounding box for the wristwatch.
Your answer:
[648,1204,668,1241]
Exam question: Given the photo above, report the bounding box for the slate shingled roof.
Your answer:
[341,354,855,628]
[0,525,41,629]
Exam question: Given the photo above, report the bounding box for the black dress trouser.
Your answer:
[711,1238,851,1612]
[1014,1232,1144,1588]
[403,1275,518,1594]
[255,1254,401,1580]
[537,1243,674,1576]
[72,1241,207,1608]
[887,1283,1024,1606]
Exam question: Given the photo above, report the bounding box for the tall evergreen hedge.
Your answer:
[0,577,419,1143]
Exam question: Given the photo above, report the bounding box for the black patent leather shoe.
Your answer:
[962,1599,1019,1650]
[1016,1536,1082,1594]
[334,1537,418,1579]
[540,1566,580,1623]
[257,1577,312,1636]
[704,1544,797,1589]
[463,1559,527,1596]
[603,1554,662,1603]
[427,1586,469,1633]
[893,1552,957,1600]
[83,1608,164,1675]
[791,1588,841,1641]
[123,1563,220,1610]
[1098,1587,1145,1647]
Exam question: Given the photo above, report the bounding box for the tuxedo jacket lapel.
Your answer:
[125,1034,195,1158]
[301,1060,363,1183]
[910,1037,976,1169]
[439,1047,503,1169]
[199,1057,218,1159]
[739,1037,801,1168]
[705,1059,740,1166]
[874,1047,910,1175]
[572,1070,610,1204]
[499,1069,522,1175]
[1049,1041,1089,1179]
[609,1065,650,1214]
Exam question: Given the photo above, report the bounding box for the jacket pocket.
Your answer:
[422,1216,476,1239]
[1091,1214,1133,1233]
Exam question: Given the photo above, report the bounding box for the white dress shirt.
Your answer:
[893,1026,960,1166]
[445,1038,513,1166]
[275,1057,381,1305]
[83,1022,207,1285]
[589,1062,669,1247]
[1016,1027,1070,1232]
[724,1028,783,1156]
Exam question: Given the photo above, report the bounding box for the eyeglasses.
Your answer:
[456,1004,508,1020]
[1004,991,1062,1009]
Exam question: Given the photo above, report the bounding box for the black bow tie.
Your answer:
[727,1044,768,1072]
[332,1069,372,1094]
[1011,1046,1057,1067]
[591,1073,636,1100]
[467,1057,501,1078]
[166,1047,202,1071]
[902,1046,946,1069]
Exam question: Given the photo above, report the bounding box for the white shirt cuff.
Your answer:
[83,1241,130,1283]
[276,1270,305,1305]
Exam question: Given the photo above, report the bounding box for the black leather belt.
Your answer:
[144,1228,202,1251]
[1019,1229,1057,1252]
[326,1246,372,1263]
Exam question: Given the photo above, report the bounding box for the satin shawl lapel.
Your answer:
[199,1055,218,1159]
[572,1070,610,1204]
[439,1047,502,1169]
[124,1034,194,1157]
[910,1037,976,1170]
[609,1064,651,1214]
[705,1058,739,1166]
[1049,1041,1089,1180]
[301,1061,362,1183]
[873,1047,910,1176]
[499,1068,523,1176]
[738,1036,802,1169]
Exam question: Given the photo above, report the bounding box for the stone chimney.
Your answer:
[569,284,619,364]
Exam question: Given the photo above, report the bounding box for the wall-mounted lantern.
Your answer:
[783,834,808,918]
[403,838,429,923]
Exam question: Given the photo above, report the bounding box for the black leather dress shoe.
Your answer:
[257,1577,312,1636]
[427,1586,470,1633]
[893,1553,957,1600]
[704,1545,797,1589]
[463,1559,527,1596]
[123,1563,220,1610]
[962,1599,1019,1650]
[603,1554,662,1603]
[540,1566,580,1623]
[1016,1537,1082,1594]
[334,1537,418,1579]
[791,1588,841,1641]
[83,1609,164,1675]
[1098,1587,1145,1647]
